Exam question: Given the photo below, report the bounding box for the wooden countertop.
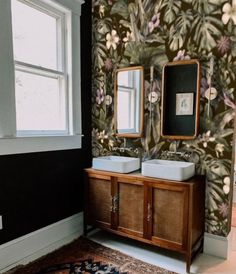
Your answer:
[84,168,205,186]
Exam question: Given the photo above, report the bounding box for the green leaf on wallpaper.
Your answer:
[144,113,152,145]
[189,0,221,13]
[95,114,111,132]
[96,20,112,35]
[211,183,225,197]
[110,0,129,19]
[152,123,161,145]
[209,188,223,203]
[93,42,107,69]
[119,20,131,30]
[92,105,100,118]
[209,0,227,4]
[207,159,231,178]
[119,58,130,68]
[214,109,235,131]
[161,0,181,24]
[147,49,168,67]
[145,34,165,44]
[175,10,193,35]
[208,220,219,226]
[215,128,234,139]
[208,196,218,211]
[232,46,236,57]
[169,25,184,51]
[191,13,222,52]
[149,142,166,159]
[123,42,168,67]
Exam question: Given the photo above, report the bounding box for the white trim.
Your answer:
[0,0,83,154]
[47,0,84,15]
[15,61,64,78]
[0,135,82,155]
[0,212,83,273]
[204,231,232,259]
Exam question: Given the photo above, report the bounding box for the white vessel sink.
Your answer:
[142,159,195,181]
[92,156,140,173]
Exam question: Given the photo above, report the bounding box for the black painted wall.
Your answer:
[0,1,91,245]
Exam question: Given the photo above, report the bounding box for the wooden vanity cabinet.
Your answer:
[84,171,145,237]
[84,168,205,273]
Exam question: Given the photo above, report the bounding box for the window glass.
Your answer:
[117,88,134,130]
[11,0,58,70]
[15,71,66,131]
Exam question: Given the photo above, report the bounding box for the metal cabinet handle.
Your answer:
[147,203,151,222]
[110,195,119,213]
[113,195,119,213]
[110,196,113,212]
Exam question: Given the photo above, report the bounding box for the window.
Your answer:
[12,0,68,135]
[0,0,83,154]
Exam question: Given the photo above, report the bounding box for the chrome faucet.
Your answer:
[161,150,192,160]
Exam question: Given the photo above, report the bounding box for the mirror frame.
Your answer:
[114,66,144,138]
[161,59,201,140]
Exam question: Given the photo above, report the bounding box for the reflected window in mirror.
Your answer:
[115,66,144,138]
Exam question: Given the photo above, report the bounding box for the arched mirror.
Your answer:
[114,66,144,138]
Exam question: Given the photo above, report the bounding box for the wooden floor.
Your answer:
[232,203,236,227]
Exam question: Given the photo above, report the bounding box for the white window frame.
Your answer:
[0,0,84,155]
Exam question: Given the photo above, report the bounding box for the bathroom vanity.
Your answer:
[84,168,205,273]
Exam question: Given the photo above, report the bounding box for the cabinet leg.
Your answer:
[186,262,190,274]
[186,254,191,274]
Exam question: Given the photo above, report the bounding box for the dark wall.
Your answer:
[0,1,91,245]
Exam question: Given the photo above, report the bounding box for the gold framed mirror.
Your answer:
[114,66,144,138]
[161,59,201,140]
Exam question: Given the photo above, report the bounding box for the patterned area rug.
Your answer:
[6,236,177,274]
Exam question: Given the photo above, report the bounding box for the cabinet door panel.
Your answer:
[87,178,111,227]
[152,187,187,245]
[118,182,143,236]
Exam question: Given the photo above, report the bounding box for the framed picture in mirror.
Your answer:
[176,93,194,116]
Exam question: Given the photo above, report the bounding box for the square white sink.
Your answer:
[92,156,140,173]
[142,159,195,181]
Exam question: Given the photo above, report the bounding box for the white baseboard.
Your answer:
[0,212,83,273]
[203,230,232,259]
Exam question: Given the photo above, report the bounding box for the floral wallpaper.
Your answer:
[92,0,236,237]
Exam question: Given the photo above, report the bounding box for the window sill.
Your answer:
[0,135,82,155]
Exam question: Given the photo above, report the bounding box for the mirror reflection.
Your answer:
[115,66,144,137]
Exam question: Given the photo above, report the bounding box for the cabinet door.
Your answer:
[116,180,144,238]
[86,176,111,229]
[150,184,189,251]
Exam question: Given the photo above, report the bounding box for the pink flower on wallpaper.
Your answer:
[173,50,190,61]
[96,88,105,105]
[200,77,209,97]
[217,36,231,55]
[219,203,229,218]
[223,92,236,109]
[104,58,113,71]
[148,13,160,33]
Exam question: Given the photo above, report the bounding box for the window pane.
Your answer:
[117,88,134,130]
[11,0,58,70]
[15,71,66,131]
